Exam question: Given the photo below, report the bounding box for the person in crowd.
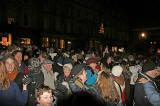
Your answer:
[102,45,109,58]
[72,54,81,66]
[96,71,119,106]
[35,84,55,106]
[101,54,113,71]
[0,61,28,106]
[127,56,141,106]
[134,61,160,105]
[12,50,29,74]
[38,51,49,63]
[120,61,132,106]
[53,63,73,98]
[3,55,25,90]
[23,52,30,66]
[85,57,98,86]
[41,59,55,89]
[53,56,63,75]
[69,64,88,92]
[111,65,126,105]
[56,63,73,82]
[27,57,44,106]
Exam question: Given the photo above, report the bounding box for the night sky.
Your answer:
[115,0,160,28]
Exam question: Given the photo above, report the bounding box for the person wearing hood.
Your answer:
[27,57,44,106]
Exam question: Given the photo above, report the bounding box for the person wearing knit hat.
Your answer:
[85,57,98,86]
[111,65,125,105]
[69,64,88,92]
[134,61,160,105]
[111,65,123,77]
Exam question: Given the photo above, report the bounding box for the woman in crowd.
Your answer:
[85,57,98,86]
[96,71,119,106]
[3,55,24,90]
[0,61,28,106]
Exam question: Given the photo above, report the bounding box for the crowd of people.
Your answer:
[0,44,160,106]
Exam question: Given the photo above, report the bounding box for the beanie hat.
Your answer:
[112,65,123,77]
[71,64,86,77]
[86,57,97,65]
[42,59,53,65]
[63,63,73,71]
[142,61,160,73]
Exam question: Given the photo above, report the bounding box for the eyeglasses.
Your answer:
[40,96,53,99]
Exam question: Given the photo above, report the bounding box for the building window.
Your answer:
[8,17,15,24]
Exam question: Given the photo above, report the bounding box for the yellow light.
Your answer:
[60,40,64,48]
[68,41,71,44]
[141,33,145,37]
[8,33,12,45]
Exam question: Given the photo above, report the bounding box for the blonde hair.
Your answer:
[3,55,21,73]
[0,61,10,90]
[97,71,119,104]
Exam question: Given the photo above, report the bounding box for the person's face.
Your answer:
[81,51,84,55]
[14,52,22,64]
[63,67,71,77]
[37,92,53,106]
[5,58,15,73]
[43,64,52,72]
[79,70,87,82]
[73,57,77,62]
[89,63,97,70]
[107,57,112,64]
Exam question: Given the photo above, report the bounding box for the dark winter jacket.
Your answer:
[69,79,116,106]
[0,81,28,106]
[134,72,153,106]
[27,68,44,106]
[14,72,25,91]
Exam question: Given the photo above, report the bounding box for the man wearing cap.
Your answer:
[41,59,55,89]
[134,61,160,106]
[69,64,88,92]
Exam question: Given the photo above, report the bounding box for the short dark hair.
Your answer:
[35,84,52,98]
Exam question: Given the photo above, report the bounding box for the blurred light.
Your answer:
[68,41,72,44]
[141,33,145,37]
[157,49,160,53]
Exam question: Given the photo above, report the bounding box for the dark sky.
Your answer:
[117,0,160,28]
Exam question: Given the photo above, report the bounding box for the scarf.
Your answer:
[7,69,18,81]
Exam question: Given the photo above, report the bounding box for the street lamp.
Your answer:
[140,32,147,39]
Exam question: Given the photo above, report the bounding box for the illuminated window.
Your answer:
[1,37,8,46]
[99,23,104,34]
[20,38,31,45]
[8,17,15,24]
[60,40,64,49]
